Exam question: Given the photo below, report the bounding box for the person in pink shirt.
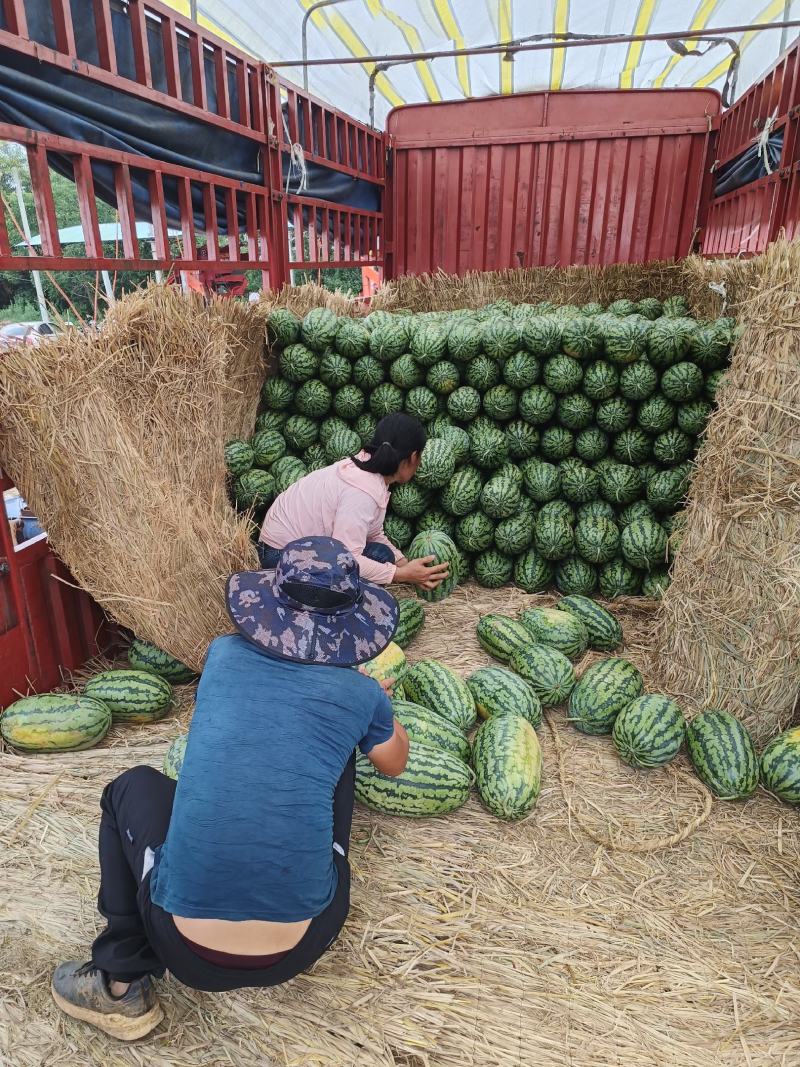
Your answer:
[258,414,450,592]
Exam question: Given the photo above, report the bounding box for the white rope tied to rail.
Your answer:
[755,109,779,175]
[281,107,309,195]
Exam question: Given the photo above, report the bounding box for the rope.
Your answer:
[545,710,713,854]
[755,109,779,176]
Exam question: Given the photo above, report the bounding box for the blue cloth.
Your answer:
[150,634,394,922]
[257,540,395,570]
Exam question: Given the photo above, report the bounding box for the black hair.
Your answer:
[351,412,427,476]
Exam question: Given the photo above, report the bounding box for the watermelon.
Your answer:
[567,658,643,735]
[433,424,471,465]
[294,379,332,418]
[760,728,800,805]
[467,666,542,728]
[705,369,727,401]
[261,376,295,411]
[360,641,407,689]
[510,645,576,706]
[354,413,378,446]
[598,560,641,598]
[647,468,689,513]
[251,429,286,469]
[476,614,532,663]
[494,512,535,555]
[653,429,693,464]
[415,440,457,490]
[355,743,471,817]
[83,669,173,723]
[599,463,643,505]
[283,415,320,452]
[539,499,575,525]
[677,400,713,436]
[410,322,448,366]
[620,519,668,570]
[384,513,413,549]
[394,598,426,649]
[473,550,513,588]
[519,607,588,659]
[483,384,518,421]
[583,360,620,400]
[325,427,361,463]
[562,316,603,359]
[318,416,350,444]
[554,557,598,596]
[389,353,423,390]
[334,318,370,359]
[612,695,685,768]
[279,343,318,383]
[440,466,483,517]
[333,384,366,421]
[514,549,555,592]
[224,439,254,479]
[503,350,540,389]
[447,386,482,422]
[504,420,540,460]
[469,425,509,470]
[582,302,605,316]
[574,517,620,564]
[266,308,300,348]
[540,427,574,462]
[392,700,471,764]
[603,319,646,364]
[426,360,461,396]
[688,324,731,370]
[641,569,670,598]
[522,459,560,502]
[480,476,521,520]
[482,316,520,360]
[404,386,439,422]
[647,317,690,368]
[235,469,276,510]
[543,355,583,395]
[301,308,338,352]
[402,660,477,731]
[466,354,502,392]
[556,595,622,651]
[255,410,288,434]
[575,428,610,462]
[369,382,405,418]
[521,316,561,357]
[560,462,599,504]
[660,362,704,401]
[557,394,594,431]
[272,456,308,494]
[519,385,557,426]
[127,638,197,684]
[613,428,651,465]
[416,508,455,539]
[0,694,111,752]
[369,321,408,363]
[407,531,460,602]
[662,295,690,317]
[607,298,637,317]
[596,397,634,433]
[391,482,433,519]
[685,709,758,799]
[619,361,658,401]
[534,512,574,561]
[447,320,483,362]
[353,355,384,391]
[577,499,616,524]
[636,297,663,320]
[472,715,542,820]
[163,733,187,779]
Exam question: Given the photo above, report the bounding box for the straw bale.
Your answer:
[653,241,800,743]
[2,587,799,1067]
[0,285,264,672]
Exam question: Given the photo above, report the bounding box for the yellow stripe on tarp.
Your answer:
[433,0,471,97]
[694,0,785,88]
[498,0,514,95]
[550,0,570,91]
[366,0,442,101]
[652,0,720,89]
[620,0,660,90]
[299,0,404,109]
[163,0,241,50]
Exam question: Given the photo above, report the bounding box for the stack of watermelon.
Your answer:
[230,297,737,598]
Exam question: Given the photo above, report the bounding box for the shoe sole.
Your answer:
[51,982,164,1041]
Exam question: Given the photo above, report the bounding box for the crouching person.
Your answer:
[51,537,408,1040]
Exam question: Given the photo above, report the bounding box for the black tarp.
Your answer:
[0,0,380,236]
[713,132,784,198]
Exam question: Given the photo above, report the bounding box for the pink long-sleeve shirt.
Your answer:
[259,454,403,584]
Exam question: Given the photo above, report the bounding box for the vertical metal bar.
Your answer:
[189,34,208,111]
[114,163,139,258]
[263,72,290,287]
[73,155,103,258]
[92,0,118,74]
[214,48,230,119]
[25,146,61,258]
[161,17,181,97]
[129,0,152,86]
[50,0,77,55]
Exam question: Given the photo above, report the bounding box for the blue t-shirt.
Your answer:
[150,634,394,922]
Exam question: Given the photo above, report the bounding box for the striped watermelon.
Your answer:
[407,531,460,602]
[394,598,426,649]
[519,607,588,659]
[567,658,643,735]
[1,694,111,752]
[127,638,198,684]
[83,670,173,723]
[466,666,542,729]
[472,715,542,821]
[476,614,532,663]
[514,550,555,593]
[759,727,800,805]
[402,660,477,731]
[163,734,188,780]
[393,699,471,764]
[355,743,471,817]
[360,642,407,689]
[509,645,576,706]
[612,695,685,768]
[620,519,668,570]
[224,440,254,478]
[556,595,623,651]
[685,709,758,799]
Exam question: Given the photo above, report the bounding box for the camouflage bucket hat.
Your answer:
[226,536,399,666]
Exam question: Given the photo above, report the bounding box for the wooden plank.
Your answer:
[128,0,152,86]
[92,0,117,74]
[73,155,103,258]
[113,163,139,258]
[25,144,61,256]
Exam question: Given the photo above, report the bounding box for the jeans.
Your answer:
[257,541,395,569]
[90,757,356,993]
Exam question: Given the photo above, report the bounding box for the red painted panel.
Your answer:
[385,89,719,277]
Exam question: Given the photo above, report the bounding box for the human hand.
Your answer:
[358,668,396,696]
[394,556,450,590]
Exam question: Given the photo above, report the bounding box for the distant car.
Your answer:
[0,321,56,348]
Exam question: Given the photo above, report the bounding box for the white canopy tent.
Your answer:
[169,0,800,127]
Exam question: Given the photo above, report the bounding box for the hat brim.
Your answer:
[226,569,399,667]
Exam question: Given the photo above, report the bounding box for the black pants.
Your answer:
[90,758,355,993]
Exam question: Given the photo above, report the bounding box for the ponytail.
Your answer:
[352,413,427,476]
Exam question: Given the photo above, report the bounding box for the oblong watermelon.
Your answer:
[567,658,643,735]
[393,599,426,650]
[612,694,685,768]
[127,638,198,684]
[466,666,542,729]
[519,607,588,659]
[407,531,460,603]
[556,595,623,651]
[355,742,471,817]
[509,645,576,707]
[83,670,173,724]
[392,699,471,764]
[475,614,531,663]
[360,642,407,690]
[402,660,477,731]
[472,715,542,820]
[685,709,758,799]
[1,694,111,752]
[760,727,800,805]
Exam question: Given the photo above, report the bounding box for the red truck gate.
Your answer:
[1,6,800,704]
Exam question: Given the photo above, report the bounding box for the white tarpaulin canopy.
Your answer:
[168,0,799,126]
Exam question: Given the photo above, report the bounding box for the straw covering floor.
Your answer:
[2,588,799,1067]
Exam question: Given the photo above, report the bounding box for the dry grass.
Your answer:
[0,285,264,672]
[2,586,800,1067]
[653,242,800,744]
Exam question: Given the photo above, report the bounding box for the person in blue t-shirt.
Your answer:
[51,536,409,1041]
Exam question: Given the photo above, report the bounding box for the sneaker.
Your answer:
[51,961,163,1041]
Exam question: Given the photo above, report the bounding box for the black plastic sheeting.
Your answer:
[0,0,380,237]
[713,132,784,198]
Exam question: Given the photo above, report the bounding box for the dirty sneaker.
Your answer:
[51,961,163,1040]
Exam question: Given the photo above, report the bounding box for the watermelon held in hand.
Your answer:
[472,714,543,821]
[360,642,407,691]
[407,531,459,602]
[392,699,471,764]
[685,708,758,799]
[83,669,174,724]
[355,742,472,817]
[402,659,477,732]
[0,693,112,752]
[612,694,685,768]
